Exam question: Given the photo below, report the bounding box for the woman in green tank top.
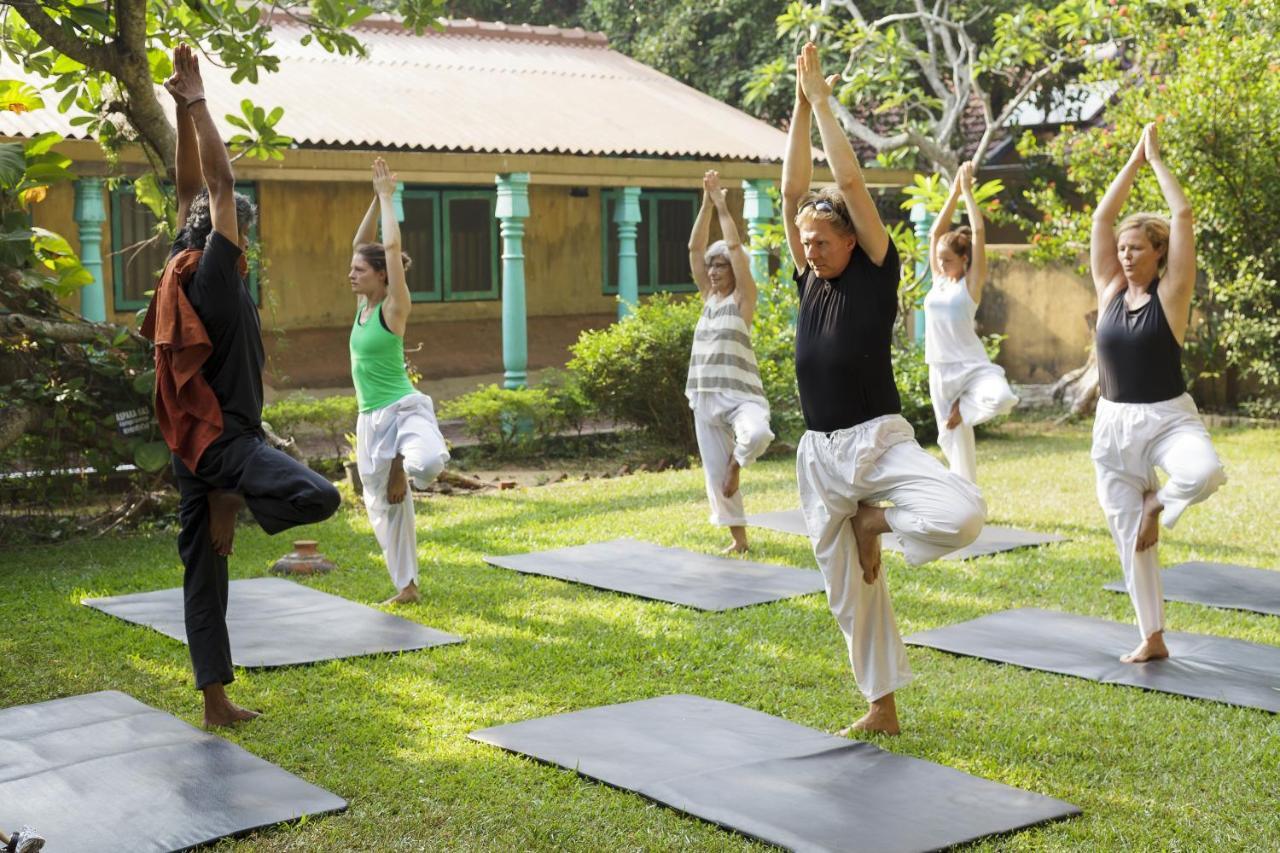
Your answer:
[349,158,450,604]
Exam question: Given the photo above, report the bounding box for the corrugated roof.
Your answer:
[0,16,795,162]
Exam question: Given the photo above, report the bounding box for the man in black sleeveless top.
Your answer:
[160,45,341,727]
[781,43,986,735]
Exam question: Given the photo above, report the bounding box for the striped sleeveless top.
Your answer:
[685,293,768,408]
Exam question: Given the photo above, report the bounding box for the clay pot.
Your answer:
[270,539,337,576]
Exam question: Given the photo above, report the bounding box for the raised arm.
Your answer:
[706,171,757,323]
[958,163,987,302]
[165,43,238,244]
[799,43,889,265]
[1091,131,1146,297]
[352,197,379,252]
[688,179,715,298]
[1144,124,1195,326]
[929,171,963,279]
[372,159,410,337]
[169,102,201,231]
[781,54,813,274]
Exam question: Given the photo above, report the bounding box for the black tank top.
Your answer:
[1095,278,1185,403]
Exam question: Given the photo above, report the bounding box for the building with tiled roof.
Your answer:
[3,16,912,390]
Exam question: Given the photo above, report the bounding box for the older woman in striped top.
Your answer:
[686,170,775,553]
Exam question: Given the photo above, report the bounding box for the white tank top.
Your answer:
[923,276,989,365]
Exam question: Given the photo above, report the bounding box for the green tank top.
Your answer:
[349,302,417,413]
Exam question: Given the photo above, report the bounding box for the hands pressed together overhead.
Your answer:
[164,43,205,107]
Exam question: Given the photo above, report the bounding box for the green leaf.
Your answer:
[23,132,62,157]
[0,142,27,188]
[65,5,113,36]
[132,369,157,396]
[0,79,45,113]
[134,440,171,473]
[133,173,168,221]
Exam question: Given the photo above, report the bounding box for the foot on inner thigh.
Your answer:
[201,683,260,728]
[852,503,886,584]
[1121,630,1169,663]
[946,400,962,430]
[207,490,245,556]
[1135,489,1164,551]
[722,526,749,555]
[386,454,408,505]
[721,457,741,499]
[382,580,420,605]
[837,694,900,736]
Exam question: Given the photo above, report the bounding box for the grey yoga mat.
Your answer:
[746,509,1066,560]
[905,608,1280,713]
[470,694,1080,853]
[0,691,346,853]
[483,538,824,611]
[84,577,462,667]
[1104,561,1280,617]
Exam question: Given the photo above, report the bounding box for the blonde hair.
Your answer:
[1116,213,1171,271]
[937,225,973,268]
[794,188,855,236]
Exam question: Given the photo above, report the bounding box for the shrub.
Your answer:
[439,384,570,455]
[262,393,358,462]
[567,293,702,451]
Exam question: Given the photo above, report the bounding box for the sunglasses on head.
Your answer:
[799,198,850,222]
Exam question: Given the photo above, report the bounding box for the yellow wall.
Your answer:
[978,247,1095,383]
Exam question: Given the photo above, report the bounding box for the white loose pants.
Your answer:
[357,392,450,591]
[929,359,1018,483]
[1092,393,1226,640]
[692,392,774,526]
[796,415,987,701]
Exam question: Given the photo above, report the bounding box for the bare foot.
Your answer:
[837,694,900,736]
[722,526,749,555]
[946,400,962,430]
[201,683,260,728]
[207,490,245,556]
[851,503,887,584]
[721,458,741,499]
[1121,631,1169,663]
[382,581,420,605]
[1136,490,1163,551]
[387,454,407,505]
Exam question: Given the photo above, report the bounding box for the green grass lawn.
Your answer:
[2,421,1278,850]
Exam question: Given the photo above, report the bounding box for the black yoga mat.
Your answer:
[84,577,462,667]
[1104,561,1280,617]
[747,509,1066,560]
[0,691,345,853]
[470,694,1080,853]
[483,538,824,611]
[906,608,1280,713]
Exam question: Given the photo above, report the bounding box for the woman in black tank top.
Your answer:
[1089,123,1227,665]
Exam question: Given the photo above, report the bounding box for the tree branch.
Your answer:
[0,403,38,454]
[0,312,147,346]
[5,1,118,73]
[827,96,910,153]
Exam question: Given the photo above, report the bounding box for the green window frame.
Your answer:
[110,183,259,311]
[400,186,499,303]
[600,189,700,296]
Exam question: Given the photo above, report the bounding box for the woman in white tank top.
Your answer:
[686,170,774,553]
[924,162,1018,483]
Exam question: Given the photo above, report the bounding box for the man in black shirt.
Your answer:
[781,43,986,735]
[160,45,341,727]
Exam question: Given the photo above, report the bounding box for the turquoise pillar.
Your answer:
[496,172,530,390]
[614,186,642,319]
[73,177,106,321]
[741,179,774,282]
[392,182,405,223]
[910,202,935,343]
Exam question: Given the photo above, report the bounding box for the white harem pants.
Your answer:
[929,359,1018,483]
[357,392,450,591]
[1091,393,1226,640]
[796,414,987,701]
[692,392,774,526]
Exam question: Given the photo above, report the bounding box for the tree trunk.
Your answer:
[1051,309,1100,418]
